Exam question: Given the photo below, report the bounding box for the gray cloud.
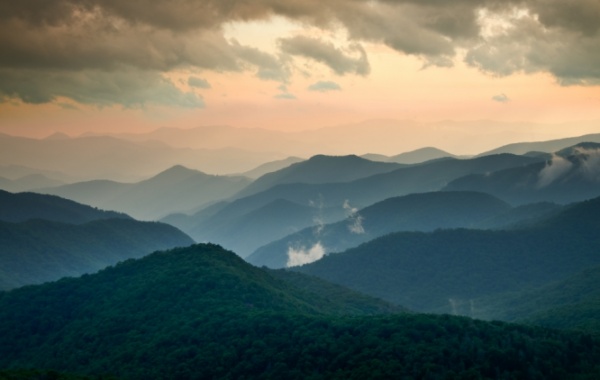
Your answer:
[188,77,211,89]
[1,0,600,108]
[308,81,341,92]
[0,68,204,108]
[280,36,370,76]
[492,93,509,103]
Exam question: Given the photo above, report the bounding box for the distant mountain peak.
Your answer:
[44,132,70,140]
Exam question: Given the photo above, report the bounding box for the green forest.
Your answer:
[1,244,599,379]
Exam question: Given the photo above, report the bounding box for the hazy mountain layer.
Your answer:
[1,244,598,379]
[0,190,130,224]
[0,218,193,290]
[248,191,512,268]
[41,165,251,220]
[0,134,283,181]
[446,143,600,205]
[234,155,403,199]
[478,133,600,156]
[295,195,600,314]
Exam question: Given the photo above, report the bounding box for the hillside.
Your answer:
[0,190,130,223]
[248,191,511,268]
[0,218,194,290]
[472,265,600,335]
[295,195,600,313]
[0,244,599,379]
[238,156,305,179]
[166,153,543,255]
[387,147,457,164]
[446,143,600,205]
[42,165,251,220]
[233,154,402,199]
[478,133,600,156]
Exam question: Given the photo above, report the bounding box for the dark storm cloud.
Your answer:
[0,0,599,107]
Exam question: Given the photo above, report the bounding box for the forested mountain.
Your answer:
[233,155,402,199]
[0,190,130,223]
[295,195,600,314]
[1,244,599,379]
[248,191,511,268]
[473,265,600,335]
[164,153,544,255]
[41,165,251,220]
[445,143,600,205]
[0,218,193,290]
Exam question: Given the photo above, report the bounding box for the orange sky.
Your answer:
[0,3,599,154]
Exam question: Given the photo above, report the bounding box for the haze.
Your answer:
[0,0,599,156]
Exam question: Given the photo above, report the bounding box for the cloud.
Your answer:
[343,200,365,234]
[280,36,370,76]
[188,77,211,89]
[286,242,326,267]
[308,81,341,92]
[0,69,204,108]
[1,0,600,108]
[492,93,509,103]
[537,154,573,188]
[274,92,297,100]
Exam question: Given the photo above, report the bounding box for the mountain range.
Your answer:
[1,244,598,379]
[40,165,251,220]
[247,191,513,268]
[294,195,600,314]
[0,191,193,290]
[445,142,600,205]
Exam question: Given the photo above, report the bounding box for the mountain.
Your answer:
[0,174,65,193]
[294,195,600,313]
[472,265,600,335]
[387,147,457,164]
[445,143,600,205]
[247,191,512,268]
[0,133,283,181]
[162,154,542,257]
[238,156,305,179]
[0,218,193,291]
[233,154,402,199]
[191,199,318,257]
[41,165,251,220]
[1,243,599,379]
[0,190,130,224]
[478,133,600,156]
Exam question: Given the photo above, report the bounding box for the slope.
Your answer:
[0,244,599,379]
[295,195,600,313]
[248,191,511,268]
[387,147,457,164]
[168,153,543,257]
[0,190,130,223]
[234,154,402,199]
[0,218,194,290]
[446,142,600,205]
[472,265,600,335]
[42,165,251,220]
[478,133,600,156]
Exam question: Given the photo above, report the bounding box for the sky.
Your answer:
[0,0,599,149]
